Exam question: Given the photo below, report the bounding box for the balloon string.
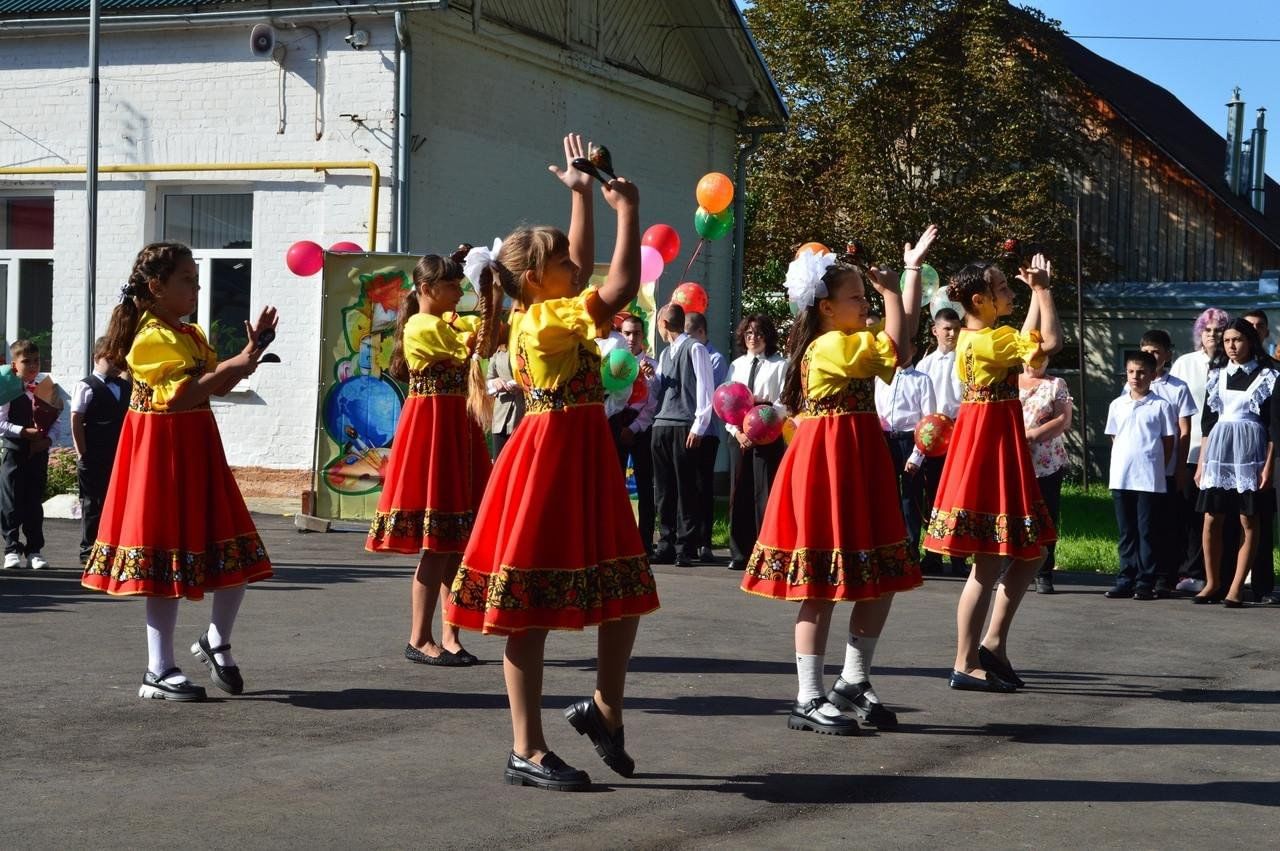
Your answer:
[680,239,705,281]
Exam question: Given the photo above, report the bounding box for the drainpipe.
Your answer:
[730,124,784,330]
[393,11,411,252]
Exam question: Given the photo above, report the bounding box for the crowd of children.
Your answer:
[8,132,1279,793]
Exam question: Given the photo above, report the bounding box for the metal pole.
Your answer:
[1075,192,1088,489]
[85,0,100,374]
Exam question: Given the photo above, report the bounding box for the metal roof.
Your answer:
[0,0,253,13]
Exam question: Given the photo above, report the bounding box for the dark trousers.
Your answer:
[1155,475,1184,589]
[491,430,513,460]
[652,423,700,558]
[1,445,48,556]
[1036,468,1065,577]
[727,436,784,566]
[1113,488,1159,590]
[1250,490,1275,600]
[694,435,720,551]
[616,427,654,554]
[920,453,967,573]
[884,433,925,551]
[1179,463,1207,581]
[78,452,115,559]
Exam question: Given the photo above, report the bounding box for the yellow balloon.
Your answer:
[638,280,656,312]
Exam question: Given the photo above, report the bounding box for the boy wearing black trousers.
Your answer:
[71,336,132,563]
[0,339,62,570]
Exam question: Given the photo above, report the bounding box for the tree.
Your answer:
[742,0,1102,335]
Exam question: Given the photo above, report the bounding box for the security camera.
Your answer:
[250,23,276,57]
[345,28,370,50]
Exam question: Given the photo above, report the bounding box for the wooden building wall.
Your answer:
[1074,108,1280,283]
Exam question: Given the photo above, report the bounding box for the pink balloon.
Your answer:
[329,241,363,253]
[713,381,755,428]
[639,245,665,284]
[286,240,324,276]
[743,404,785,445]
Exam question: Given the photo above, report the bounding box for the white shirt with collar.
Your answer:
[1116,372,1197,477]
[627,351,661,434]
[875,367,937,468]
[916,347,963,419]
[724,351,788,437]
[1105,390,1177,492]
[1169,349,1213,464]
[657,333,715,437]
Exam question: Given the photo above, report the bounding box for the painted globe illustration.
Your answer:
[323,374,403,449]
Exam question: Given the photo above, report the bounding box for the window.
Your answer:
[161,191,253,363]
[0,196,55,371]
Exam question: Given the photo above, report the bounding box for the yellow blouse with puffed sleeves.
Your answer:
[404,312,482,370]
[126,312,218,412]
[954,326,1045,389]
[804,330,898,399]
[510,290,608,411]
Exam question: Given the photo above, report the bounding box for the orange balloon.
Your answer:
[696,172,734,215]
[794,241,830,258]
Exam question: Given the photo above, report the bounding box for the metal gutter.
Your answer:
[0,1,447,33]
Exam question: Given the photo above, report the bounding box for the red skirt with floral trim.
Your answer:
[365,394,491,554]
[81,409,271,600]
[741,412,922,602]
[444,403,660,635]
[923,398,1056,559]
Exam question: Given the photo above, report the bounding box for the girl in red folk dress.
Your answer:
[922,256,1061,693]
[366,249,500,668]
[81,242,277,702]
[742,228,936,737]
[444,134,659,792]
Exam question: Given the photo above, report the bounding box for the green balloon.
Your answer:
[901,262,942,302]
[601,347,639,392]
[694,206,734,241]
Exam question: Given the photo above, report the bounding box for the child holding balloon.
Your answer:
[741,227,936,735]
[444,134,659,792]
[365,247,501,668]
[81,242,276,701]
[923,255,1061,692]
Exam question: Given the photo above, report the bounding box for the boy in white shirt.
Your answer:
[875,366,936,555]
[1103,351,1177,600]
[915,308,966,575]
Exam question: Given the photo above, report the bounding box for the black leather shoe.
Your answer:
[191,634,244,695]
[727,560,746,571]
[948,670,1016,693]
[698,547,718,563]
[139,668,207,702]
[1103,586,1131,599]
[1191,593,1223,605]
[673,555,694,567]
[651,548,676,564]
[787,698,860,735]
[565,698,635,777]
[1034,576,1055,594]
[503,751,590,791]
[977,645,1024,688]
[827,678,898,730]
[1222,598,1245,609]
[1132,588,1156,601]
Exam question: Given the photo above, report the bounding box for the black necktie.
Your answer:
[747,357,761,396]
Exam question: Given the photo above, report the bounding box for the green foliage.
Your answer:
[742,0,1100,323]
[45,447,78,500]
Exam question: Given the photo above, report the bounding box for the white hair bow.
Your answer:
[463,237,504,288]
[784,248,837,311]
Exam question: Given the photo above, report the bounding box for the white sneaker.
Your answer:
[3,553,21,569]
[27,553,48,570]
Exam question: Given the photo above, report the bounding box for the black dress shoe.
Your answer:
[948,670,1016,693]
[978,645,1024,688]
[673,555,694,567]
[139,668,207,702]
[405,643,468,666]
[564,698,635,777]
[503,751,590,791]
[1132,588,1156,601]
[827,678,898,730]
[786,698,860,735]
[1222,598,1245,609]
[651,548,676,564]
[1191,593,1223,605]
[1034,576,1055,594]
[1103,586,1132,599]
[698,547,718,563]
[191,633,244,695]
[727,560,746,571]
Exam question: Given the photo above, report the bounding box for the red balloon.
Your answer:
[914,413,954,457]
[743,404,785,445]
[329,241,363,253]
[628,376,649,405]
[713,381,754,427]
[642,224,681,264]
[286,240,324,276]
[671,281,708,315]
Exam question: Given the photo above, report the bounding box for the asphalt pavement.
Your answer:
[2,516,1277,849]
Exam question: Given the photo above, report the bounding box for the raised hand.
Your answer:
[1018,253,1052,289]
[866,265,901,296]
[547,133,595,194]
[601,176,639,211]
[903,224,939,268]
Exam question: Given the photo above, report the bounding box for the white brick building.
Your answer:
[0,0,785,487]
